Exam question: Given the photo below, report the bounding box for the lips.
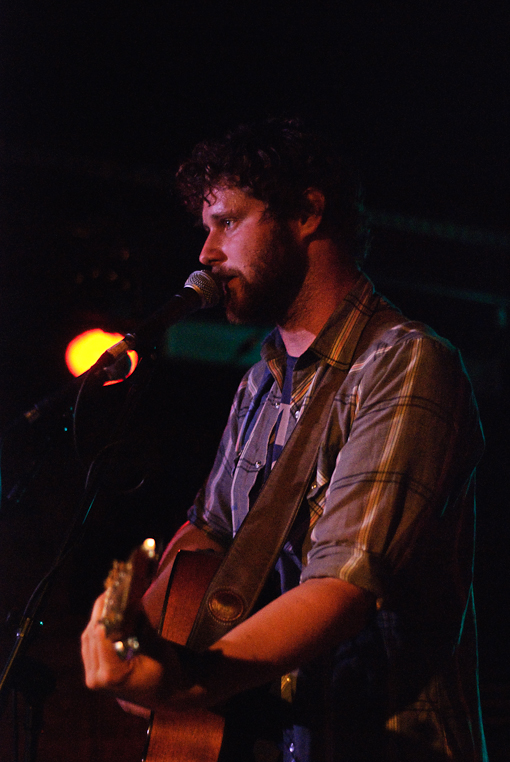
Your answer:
[223,279,235,304]
[213,270,237,296]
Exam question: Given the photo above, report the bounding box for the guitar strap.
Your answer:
[187,317,378,652]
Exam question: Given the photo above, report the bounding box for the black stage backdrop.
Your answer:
[0,2,508,759]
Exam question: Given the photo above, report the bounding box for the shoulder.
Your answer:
[356,289,465,375]
[352,314,479,434]
[361,317,464,374]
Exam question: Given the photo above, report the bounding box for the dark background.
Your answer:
[0,1,509,759]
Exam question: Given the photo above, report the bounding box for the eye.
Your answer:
[224,218,234,229]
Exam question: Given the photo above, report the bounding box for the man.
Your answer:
[81,118,488,761]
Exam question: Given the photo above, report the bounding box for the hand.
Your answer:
[81,593,164,708]
[81,593,134,690]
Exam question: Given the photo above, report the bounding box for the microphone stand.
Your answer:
[0,348,158,761]
[0,269,221,758]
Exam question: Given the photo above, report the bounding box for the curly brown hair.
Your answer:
[175,118,369,263]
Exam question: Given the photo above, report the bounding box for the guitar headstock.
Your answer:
[101,538,158,640]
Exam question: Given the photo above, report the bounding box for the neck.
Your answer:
[278,243,359,356]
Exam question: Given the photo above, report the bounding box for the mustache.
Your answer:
[212,267,244,286]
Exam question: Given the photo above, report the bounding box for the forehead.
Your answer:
[202,186,266,221]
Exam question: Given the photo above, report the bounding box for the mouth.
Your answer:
[223,280,235,305]
[213,270,236,297]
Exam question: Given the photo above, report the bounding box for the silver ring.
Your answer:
[113,636,140,661]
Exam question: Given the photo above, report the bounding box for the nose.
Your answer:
[199,231,226,267]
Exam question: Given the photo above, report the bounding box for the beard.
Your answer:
[220,220,309,326]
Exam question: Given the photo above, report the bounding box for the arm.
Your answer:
[81,568,373,712]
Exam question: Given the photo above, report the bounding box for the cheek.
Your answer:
[236,242,260,274]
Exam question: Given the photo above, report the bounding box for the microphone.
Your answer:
[9,272,221,430]
[96,270,221,378]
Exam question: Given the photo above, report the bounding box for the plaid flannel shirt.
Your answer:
[188,272,487,761]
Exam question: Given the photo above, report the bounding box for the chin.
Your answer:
[224,295,245,325]
[225,309,243,325]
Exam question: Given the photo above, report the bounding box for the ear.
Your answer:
[291,188,326,242]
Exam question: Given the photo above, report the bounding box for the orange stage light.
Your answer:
[65,329,138,382]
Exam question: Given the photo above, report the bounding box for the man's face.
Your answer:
[199,186,308,325]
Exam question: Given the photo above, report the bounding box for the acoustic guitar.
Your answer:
[101,540,226,762]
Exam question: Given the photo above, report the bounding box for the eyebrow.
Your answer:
[201,208,239,229]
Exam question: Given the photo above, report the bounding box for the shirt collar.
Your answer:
[261,271,380,371]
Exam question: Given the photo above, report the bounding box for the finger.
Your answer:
[91,592,108,624]
[81,593,133,689]
[117,698,151,719]
[83,628,134,690]
[81,594,106,676]
[81,621,103,688]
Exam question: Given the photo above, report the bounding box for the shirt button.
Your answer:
[255,461,262,469]
[294,410,300,419]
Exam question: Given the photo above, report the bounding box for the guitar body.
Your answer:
[142,550,226,762]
